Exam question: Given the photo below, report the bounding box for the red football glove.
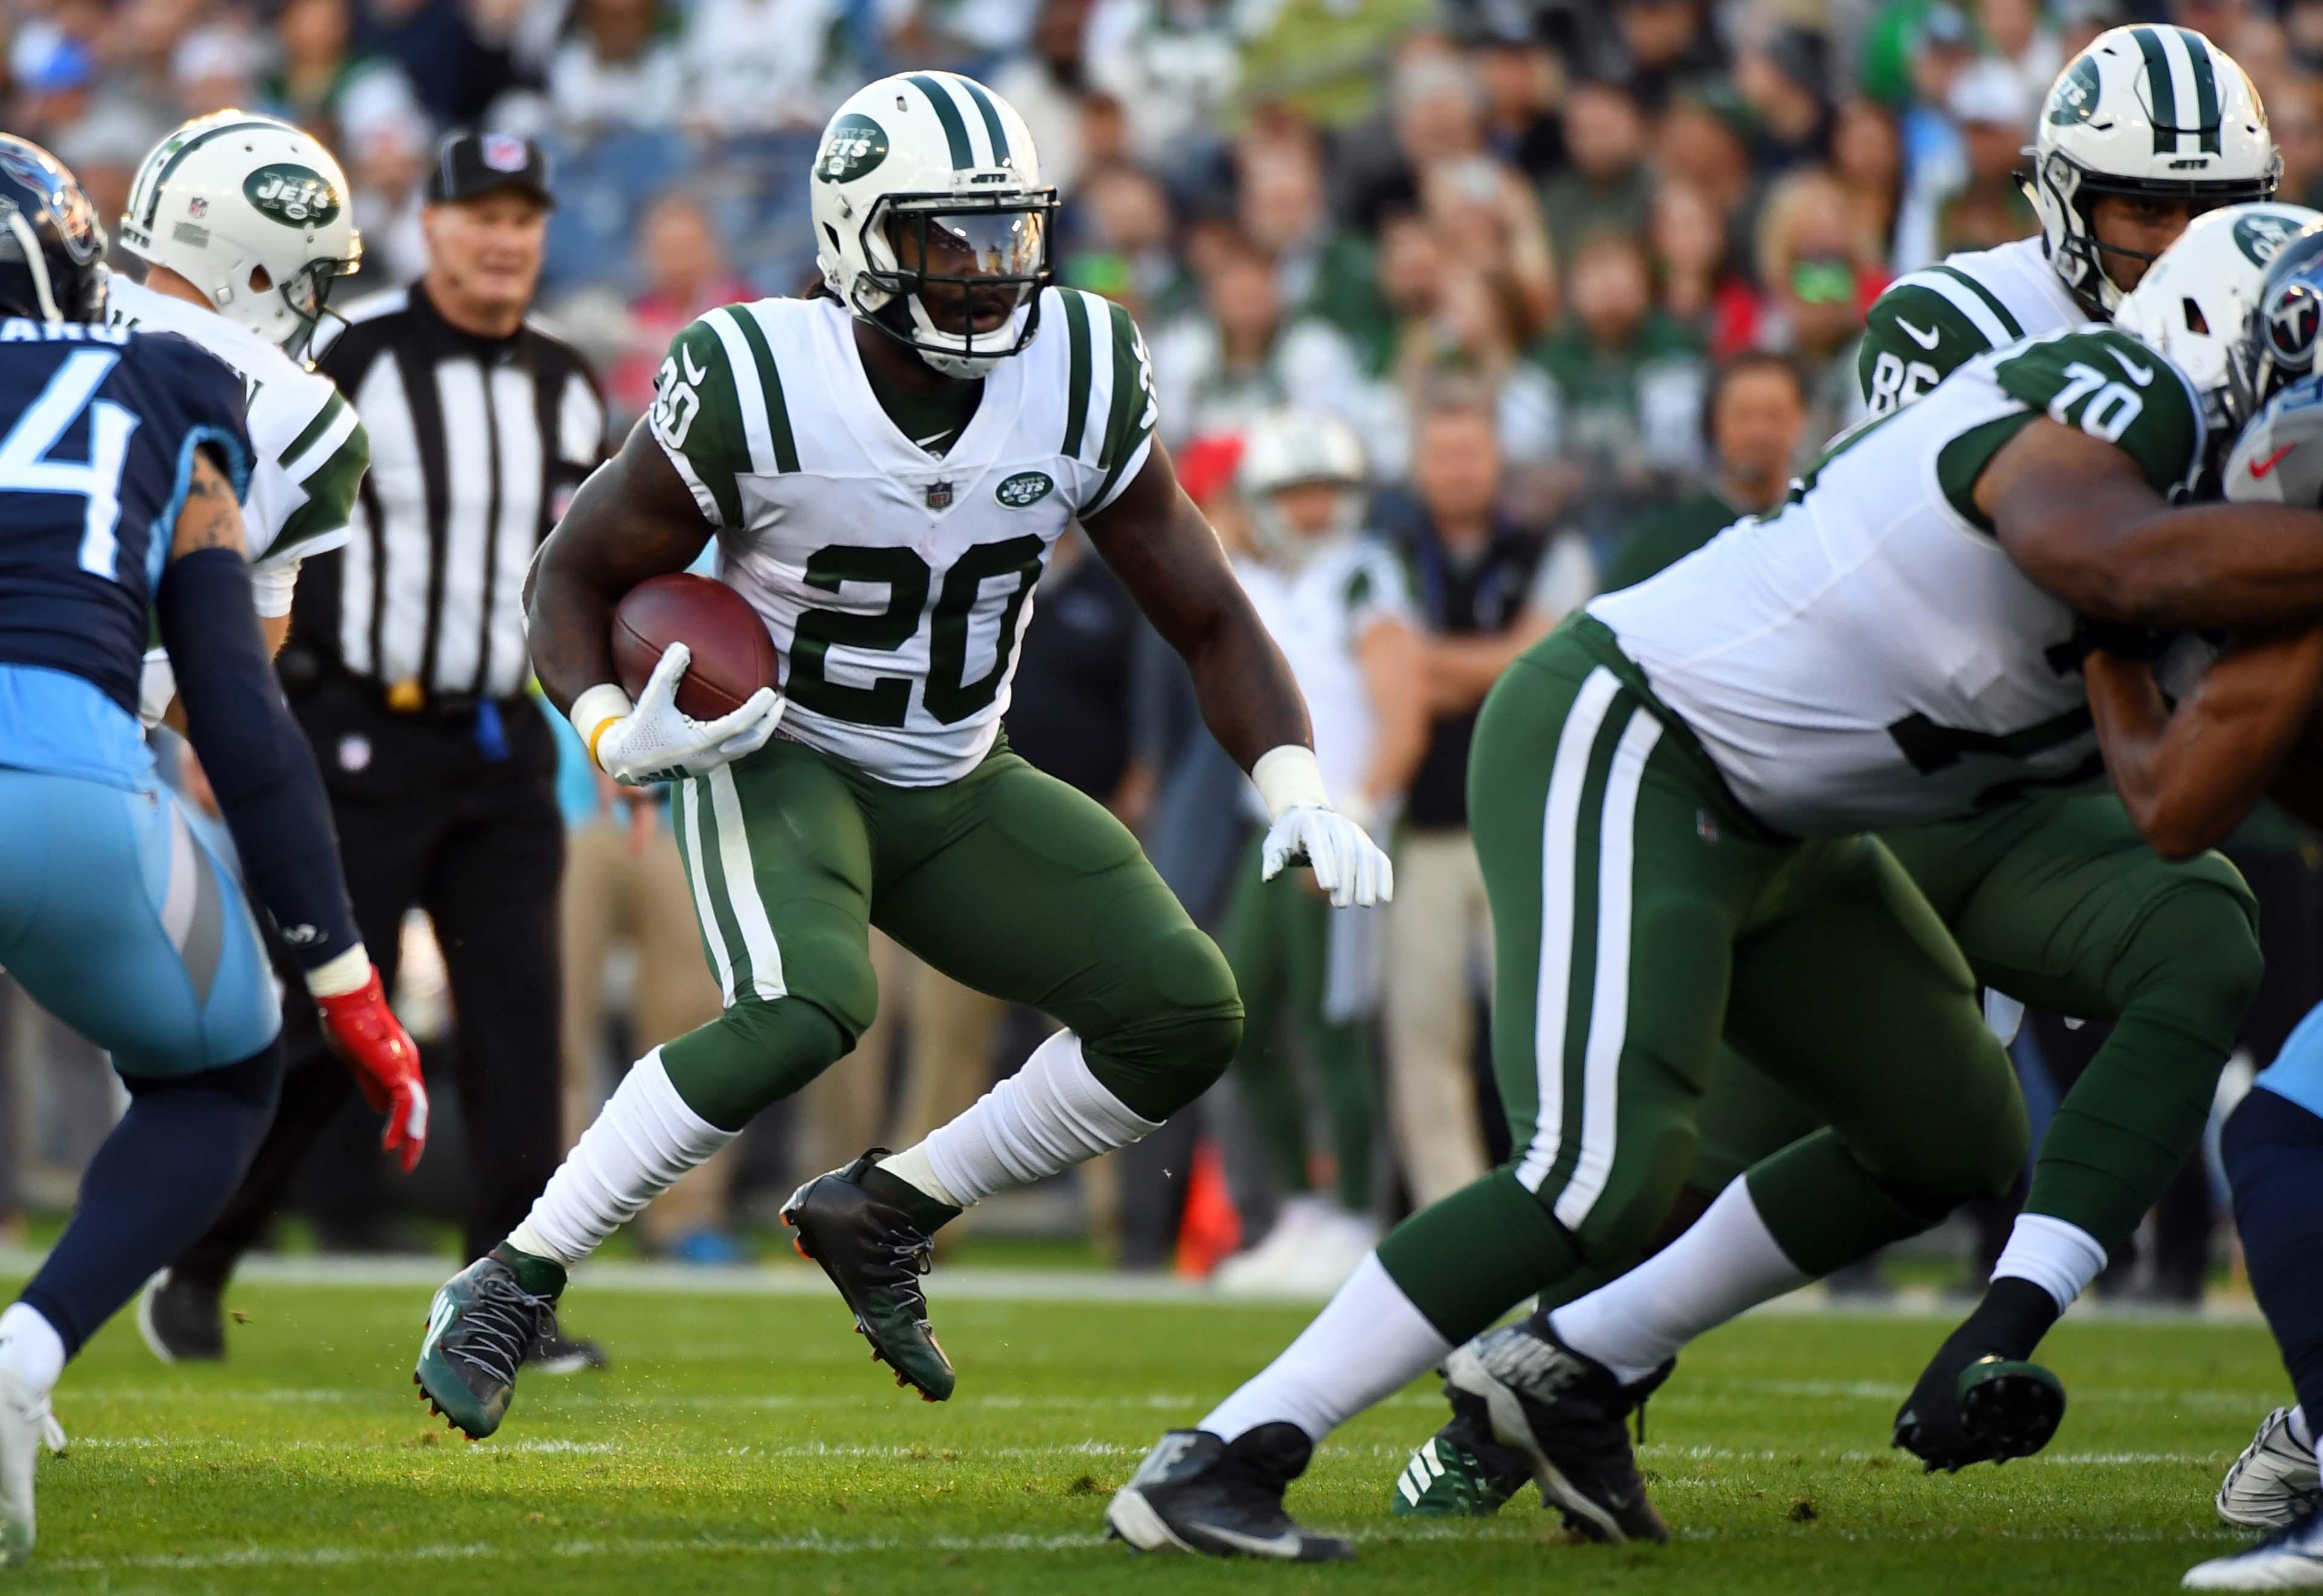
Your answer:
[314,968,428,1173]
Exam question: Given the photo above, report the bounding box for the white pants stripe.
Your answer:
[679,779,737,1004]
[1552,706,1664,1231]
[1515,667,1621,1193]
[709,764,786,1001]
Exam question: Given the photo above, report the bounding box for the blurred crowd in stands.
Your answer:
[7,0,2319,1296]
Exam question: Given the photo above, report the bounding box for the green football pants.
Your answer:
[1375,618,2027,1342]
[654,737,1244,1132]
[1217,833,1378,1212]
[1693,793,2261,1259]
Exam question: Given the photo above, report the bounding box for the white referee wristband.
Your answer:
[1252,744,1332,821]
[304,943,372,998]
[569,684,635,773]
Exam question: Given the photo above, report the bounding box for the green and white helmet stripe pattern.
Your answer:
[2127,24,2224,154]
[906,71,1015,169]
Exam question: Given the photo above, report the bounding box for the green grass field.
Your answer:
[0,1262,2291,1594]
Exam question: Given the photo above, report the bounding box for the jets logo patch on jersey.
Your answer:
[995,470,1052,507]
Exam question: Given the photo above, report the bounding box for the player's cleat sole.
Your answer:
[1108,1426,1353,1561]
[1388,1385,1530,1517]
[2221,1407,2323,1532]
[0,1366,64,1569]
[2186,1500,2323,1588]
[136,1268,225,1364]
[1952,1357,2065,1464]
[782,1151,957,1403]
[1444,1325,1671,1544]
[412,1250,564,1440]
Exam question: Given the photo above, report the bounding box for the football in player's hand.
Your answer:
[612,573,781,721]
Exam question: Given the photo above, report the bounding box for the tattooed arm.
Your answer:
[170,445,248,562]
[523,418,712,717]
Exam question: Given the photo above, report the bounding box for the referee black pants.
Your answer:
[174,679,565,1278]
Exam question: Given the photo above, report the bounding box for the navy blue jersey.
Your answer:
[0,320,251,713]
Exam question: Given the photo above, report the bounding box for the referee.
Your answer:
[142,133,608,1368]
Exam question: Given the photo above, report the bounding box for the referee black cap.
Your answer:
[426,131,556,209]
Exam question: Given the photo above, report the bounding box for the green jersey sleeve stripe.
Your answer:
[1865,282,1989,354]
[730,307,798,473]
[1928,265,2023,341]
[280,392,349,474]
[1060,291,1094,459]
[957,77,1012,165]
[2133,27,2179,154]
[1886,269,2012,349]
[910,74,976,169]
[1090,302,1155,509]
[269,422,369,558]
[705,307,795,475]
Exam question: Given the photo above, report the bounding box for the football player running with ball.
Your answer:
[411,73,1390,1438]
[1107,206,2323,1561]
[1390,24,2305,1520]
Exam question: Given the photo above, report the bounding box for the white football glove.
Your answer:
[1261,804,1394,909]
[577,642,784,786]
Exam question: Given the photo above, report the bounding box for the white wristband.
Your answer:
[1252,744,1330,821]
[304,943,372,998]
[569,684,634,773]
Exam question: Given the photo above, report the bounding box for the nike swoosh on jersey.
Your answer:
[1895,318,1942,350]
[2250,444,2296,478]
[2106,348,2154,386]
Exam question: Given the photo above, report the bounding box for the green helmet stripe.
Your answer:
[956,77,1013,167]
[909,74,975,170]
[2131,26,2178,154]
[2176,25,2222,153]
[1060,289,1094,457]
[139,117,279,231]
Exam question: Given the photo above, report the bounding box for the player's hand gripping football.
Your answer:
[1261,803,1394,909]
[588,642,784,786]
[314,965,428,1173]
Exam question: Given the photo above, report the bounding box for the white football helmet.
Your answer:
[2116,202,2321,418]
[811,73,1056,380]
[119,112,361,357]
[2030,25,2278,318]
[1238,408,1367,566]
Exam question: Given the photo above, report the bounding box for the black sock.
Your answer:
[20,1042,282,1358]
[1952,1274,2064,1364]
[2224,1087,2323,1423]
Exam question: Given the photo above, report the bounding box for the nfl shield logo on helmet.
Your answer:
[925,481,954,509]
[187,196,207,218]
[482,134,528,173]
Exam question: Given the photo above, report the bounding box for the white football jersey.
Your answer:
[108,276,368,577]
[1590,324,2206,836]
[1234,537,1412,822]
[650,289,1157,785]
[1859,236,2091,417]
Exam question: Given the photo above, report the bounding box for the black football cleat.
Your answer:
[137,1268,225,1364]
[1442,1321,1672,1543]
[782,1150,959,1402]
[413,1248,565,1439]
[1108,1425,1353,1561]
[1895,1353,2064,1471]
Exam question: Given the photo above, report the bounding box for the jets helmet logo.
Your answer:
[243,163,342,229]
[818,114,890,185]
[2235,213,2303,267]
[2045,55,2102,125]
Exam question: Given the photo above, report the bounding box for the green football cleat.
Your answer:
[1388,1388,1531,1517]
[782,1150,959,1402]
[413,1248,565,1439]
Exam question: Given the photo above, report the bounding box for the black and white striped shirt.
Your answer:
[295,283,606,702]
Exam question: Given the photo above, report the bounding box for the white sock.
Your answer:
[1990,1212,2108,1314]
[1199,1253,1450,1444]
[905,1032,1160,1209]
[509,1048,736,1267]
[0,1303,65,1397]
[1550,1178,1809,1387]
